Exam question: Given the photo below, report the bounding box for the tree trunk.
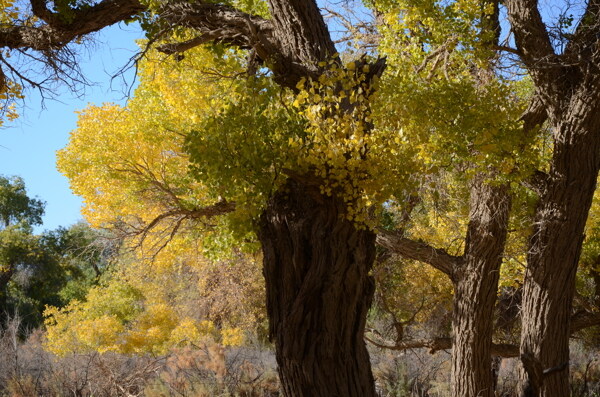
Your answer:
[452,180,511,397]
[259,176,377,397]
[519,90,600,397]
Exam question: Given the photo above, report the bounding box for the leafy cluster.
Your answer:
[290,58,417,224]
[373,0,535,182]
[44,241,263,355]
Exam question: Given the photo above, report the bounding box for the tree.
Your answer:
[0,175,45,312]
[1,1,600,396]
[502,1,600,395]
[0,176,113,329]
[0,176,44,229]
[373,0,600,394]
[58,38,396,395]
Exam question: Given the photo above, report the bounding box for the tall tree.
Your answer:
[2,1,600,396]
[0,177,108,329]
[501,1,600,395]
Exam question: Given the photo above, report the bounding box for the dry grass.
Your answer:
[0,316,598,396]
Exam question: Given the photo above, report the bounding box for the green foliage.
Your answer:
[186,73,306,236]
[0,176,44,228]
[0,176,111,329]
[50,0,95,23]
[0,222,111,330]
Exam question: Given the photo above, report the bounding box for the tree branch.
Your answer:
[571,309,600,333]
[364,334,453,354]
[376,229,461,279]
[504,0,556,65]
[504,0,564,100]
[157,1,319,88]
[0,0,144,51]
[365,334,520,357]
[564,0,600,61]
[158,2,274,53]
[365,306,599,359]
[520,94,548,133]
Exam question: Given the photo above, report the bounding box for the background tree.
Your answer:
[0,175,112,329]
[0,175,44,229]
[0,175,45,315]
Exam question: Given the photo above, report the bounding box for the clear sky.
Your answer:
[0,23,143,233]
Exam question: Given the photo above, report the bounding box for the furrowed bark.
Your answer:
[504,1,600,394]
[158,0,335,89]
[519,83,600,397]
[451,180,511,397]
[259,177,377,397]
[266,0,336,66]
[254,2,383,395]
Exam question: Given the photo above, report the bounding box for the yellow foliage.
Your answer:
[221,327,245,347]
[44,245,264,356]
[75,315,124,353]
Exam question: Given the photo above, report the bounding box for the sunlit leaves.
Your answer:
[44,244,263,355]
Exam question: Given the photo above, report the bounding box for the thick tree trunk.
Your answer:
[452,180,511,397]
[519,91,600,397]
[259,177,377,397]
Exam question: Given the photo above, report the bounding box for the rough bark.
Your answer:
[519,88,600,397]
[158,0,336,89]
[451,180,511,397]
[504,0,600,394]
[259,177,377,397]
[376,180,512,397]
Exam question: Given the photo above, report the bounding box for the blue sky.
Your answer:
[0,23,143,232]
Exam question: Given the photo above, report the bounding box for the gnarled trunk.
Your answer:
[452,181,511,397]
[259,177,377,397]
[519,91,600,397]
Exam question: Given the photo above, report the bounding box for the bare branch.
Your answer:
[365,333,520,358]
[364,334,452,354]
[504,0,565,100]
[119,199,236,256]
[571,309,600,333]
[564,0,600,61]
[0,0,144,51]
[376,229,461,278]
